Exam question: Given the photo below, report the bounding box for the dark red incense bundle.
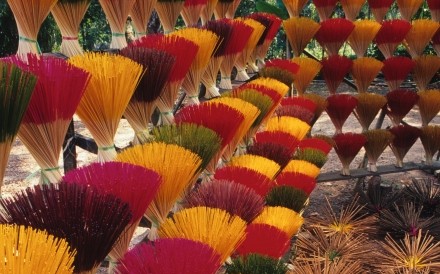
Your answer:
[281,97,317,114]
[389,125,421,167]
[247,142,293,168]
[0,182,132,273]
[333,132,367,175]
[312,0,339,21]
[298,137,333,155]
[428,0,440,21]
[382,57,415,92]
[275,105,315,125]
[214,166,274,197]
[326,94,358,134]
[183,179,264,223]
[433,28,440,56]
[235,223,290,259]
[375,20,412,58]
[253,130,300,155]
[276,172,317,195]
[367,0,394,21]
[117,238,222,274]
[386,89,419,126]
[315,18,355,56]
[321,55,353,95]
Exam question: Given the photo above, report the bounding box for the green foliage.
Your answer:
[266,185,308,212]
[226,254,288,274]
[79,0,111,51]
[0,1,17,57]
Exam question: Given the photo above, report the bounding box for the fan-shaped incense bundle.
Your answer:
[247,142,293,168]
[417,90,440,126]
[428,0,440,21]
[326,94,358,134]
[259,59,299,88]
[214,0,234,19]
[276,172,317,195]
[340,0,366,21]
[181,0,208,26]
[303,93,328,124]
[291,57,322,96]
[276,105,315,125]
[282,0,308,17]
[353,93,387,131]
[396,0,424,21]
[315,18,355,56]
[351,57,383,93]
[312,0,338,21]
[226,254,288,274]
[283,159,321,178]
[98,0,136,49]
[405,20,439,58]
[117,239,222,274]
[389,125,421,167]
[155,0,185,33]
[0,225,75,273]
[265,116,311,141]
[382,57,415,92]
[375,19,412,58]
[254,130,299,154]
[0,182,132,273]
[0,61,36,191]
[433,29,440,56]
[363,129,394,172]
[183,179,264,222]
[51,0,92,57]
[348,20,381,58]
[367,0,394,22]
[420,125,440,165]
[299,137,333,155]
[130,0,156,37]
[214,166,274,196]
[413,55,440,92]
[266,185,309,213]
[159,206,247,263]
[68,53,143,162]
[294,148,328,168]
[7,0,58,57]
[228,154,281,179]
[281,96,317,113]
[321,55,353,95]
[252,206,304,237]
[333,132,367,175]
[247,77,291,97]
[200,0,219,25]
[386,89,419,126]
[172,28,219,104]
[284,17,320,58]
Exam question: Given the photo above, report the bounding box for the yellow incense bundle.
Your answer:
[283,159,321,178]
[340,0,366,21]
[413,55,440,92]
[265,116,311,141]
[131,0,157,37]
[417,90,440,126]
[282,0,308,17]
[396,0,424,21]
[351,57,384,93]
[283,17,320,57]
[228,154,281,179]
[404,19,440,58]
[252,206,304,237]
[347,20,381,58]
[291,57,322,96]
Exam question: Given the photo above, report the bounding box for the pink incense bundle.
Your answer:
[247,142,293,168]
[382,57,415,91]
[312,0,339,21]
[321,55,353,95]
[375,19,412,58]
[298,137,333,155]
[315,18,355,56]
[276,172,317,195]
[181,0,208,26]
[235,223,290,259]
[428,0,440,21]
[253,130,300,155]
[333,133,367,175]
[275,105,315,125]
[386,89,419,126]
[281,97,317,114]
[389,125,421,167]
[367,0,394,22]
[326,94,358,134]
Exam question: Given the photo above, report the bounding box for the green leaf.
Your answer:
[256,0,289,20]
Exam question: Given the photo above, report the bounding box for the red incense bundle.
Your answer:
[389,125,421,167]
[367,0,394,21]
[386,89,419,126]
[281,97,317,113]
[276,172,317,195]
[260,59,299,87]
[333,133,367,175]
[326,94,358,134]
[298,137,333,155]
[428,0,440,21]
[312,0,339,21]
[321,55,353,95]
[253,130,300,155]
[382,57,415,92]
[181,0,208,26]
[375,19,412,58]
[315,18,355,56]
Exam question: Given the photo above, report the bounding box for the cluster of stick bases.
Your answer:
[1,0,440,273]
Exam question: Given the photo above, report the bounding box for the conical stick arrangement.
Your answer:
[63,162,161,264]
[214,0,234,19]
[183,179,264,222]
[6,0,58,58]
[200,0,219,25]
[0,225,75,273]
[227,254,289,274]
[367,0,394,22]
[117,239,222,274]
[265,116,311,141]
[348,20,381,58]
[386,89,419,126]
[158,206,247,263]
[131,0,157,37]
[340,0,366,21]
[294,147,328,168]
[312,0,338,21]
[299,137,333,155]
[351,57,383,93]
[155,0,185,33]
[291,57,322,96]
[433,28,440,56]
[283,159,321,178]
[236,223,290,259]
[428,0,440,21]
[247,142,293,168]
[172,28,219,105]
[276,172,317,195]
[321,55,353,95]
[363,129,394,172]
[10,55,89,184]
[0,182,133,273]
[389,125,421,167]
[51,0,92,57]
[68,53,143,162]
[252,206,304,237]
[417,90,440,126]
[259,59,299,88]
[326,94,358,134]
[132,34,198,124]
[266,185,309,213]
[98,0,136,49]
[404,19,440,58]
[353,93,387,131]
[282,0,308,17]
[382,57,415,91]
[396,0,424,21]
[120,47,175,143]
[333,132,367,176]
[420,125,440,165]
[0,61,36,191]
[276,105,314,125]
[413,55,440,92]
[227,154,281,179]
[181,0,208,26]
[404,178,440,217]
[283,17,320,58]
[315,18,355,56]
[254,130,300,154]
[214,166,275,197]
[375,19,412,59]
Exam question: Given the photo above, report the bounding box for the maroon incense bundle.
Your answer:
[428,0,440,21]
[281,97,317,114]
[276,172,317,195]
[386,89,419,126]
[375,20,412,58]
[326,94,358,134]
[275,105,315,125]
[315,18,355,56]
[253,130,300,155]
[321,55,353,95]
[389,125,421,167]
[247,142,293,168]
[382,57,415,92]
[312,0,339,21]
[298,137,333,155]
[367,0,394,21]
[333,132,367,175]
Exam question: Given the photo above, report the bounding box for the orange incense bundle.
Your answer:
[282,0,308,17]
[276,172,317,195]
[131,0,156,37]
[404,19,439,58]
[353,93,387,131]
[326,94,358,134]
[200,0,220,25]
[291,57,322,95]
[283,17,320,57]
[396,0,424,21]
[386,89,419,126]
[312,0,339,21]
[315,18,355,56]
[340,0,366,21]
[321,55,353,95]
[252,206,304,237]
[428,0,440,21]
[420,125,440,165]
[254,130,300,155]
[351,57,384,93]
[389,125,421,167]
[214,0,234,19]
[413,55,440,91]
[333,132,367,175]
[155,0,185,33]
[375,19,412,58]
[367,0,394,21]
[247,142,293,168]
[363,129,394,172]
[276,105,315,125]
[181,0,208,26]
[382,56,415,91]
[433,29,440,56]
[226,0,241,18]
[417,90,440,126]
[348,20,381,58]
